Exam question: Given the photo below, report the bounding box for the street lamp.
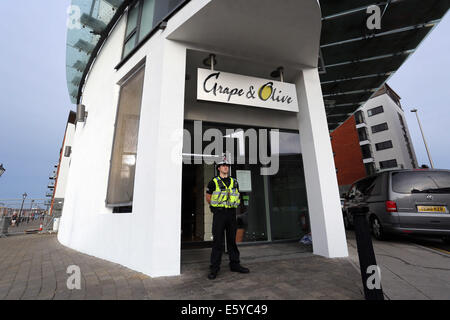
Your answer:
[18,192,27,220]
[0,164,5,177]
[411,108,434,168]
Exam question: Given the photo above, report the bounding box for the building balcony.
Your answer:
[359,140,370,146]
[355,122,367,129]
[363,158,375,164]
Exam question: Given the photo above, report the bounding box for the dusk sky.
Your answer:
[0,1,449,205]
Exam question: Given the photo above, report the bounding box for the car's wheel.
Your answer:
[370,216,386,240]
[343,212,352,230]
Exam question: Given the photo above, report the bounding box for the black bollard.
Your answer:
[349,204,384,300]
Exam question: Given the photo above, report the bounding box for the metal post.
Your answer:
[349,205,384,300]
[18,193,27,221]
[411,109,434,168]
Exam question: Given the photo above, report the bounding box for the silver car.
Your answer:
[343,169,450,242]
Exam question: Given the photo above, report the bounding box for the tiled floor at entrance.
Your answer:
[0,234,363,300]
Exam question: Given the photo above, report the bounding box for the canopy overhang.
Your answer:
[65,0,449,130]
[167,0,322,69]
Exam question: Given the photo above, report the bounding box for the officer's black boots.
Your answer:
[208,265,250,279]
[208,270,218,280]
[230,265,250,273]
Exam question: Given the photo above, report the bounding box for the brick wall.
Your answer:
[331,116,366,187]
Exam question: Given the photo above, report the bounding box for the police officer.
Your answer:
[205,157,250,280]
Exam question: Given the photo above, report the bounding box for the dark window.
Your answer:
[366,175,382,196]
[354,177,377,197]
[365,162,376,176]
[360,144,372,159]
[357,127,368,141]
[355,111,365,124]
[379,159,397,169]
[122,0,185,58]
[113,206,133,213]
[375,140,393,151]
[371,122,389,134]
[123,1,145,58]
[367,106,384,117]
[392,171,450,194]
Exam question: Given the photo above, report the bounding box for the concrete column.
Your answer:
[296,68,348,258]
[132,39,187,276]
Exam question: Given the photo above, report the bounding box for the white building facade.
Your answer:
[59,0,448,278]
[354,84,418,174]
[59,0,349,277]
[50,111,76,217]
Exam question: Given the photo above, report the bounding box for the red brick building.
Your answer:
[331,115,366,192]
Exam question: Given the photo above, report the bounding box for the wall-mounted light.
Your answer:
[158,21,167,30]
[270,66,284,82]
[203,54,217,71]
[76,104,88,122]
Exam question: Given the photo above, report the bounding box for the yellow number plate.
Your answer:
[417,206,447,213]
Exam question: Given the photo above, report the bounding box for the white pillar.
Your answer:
[296,68,348,258]
[132,39,187,276]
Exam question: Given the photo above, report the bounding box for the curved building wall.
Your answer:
[58,0,347,277]
[59,2,195,276]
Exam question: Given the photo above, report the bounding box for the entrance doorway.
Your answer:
[181,163,216,248]
[181,121,310,248]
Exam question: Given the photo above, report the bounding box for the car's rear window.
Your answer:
[392,171,450,194]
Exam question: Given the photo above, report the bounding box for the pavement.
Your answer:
[346,231,450,300]
[0,231,449,300]
[0,234,363,300]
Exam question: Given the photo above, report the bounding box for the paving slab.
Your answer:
[346,231,450,300]
[0,234,363,300]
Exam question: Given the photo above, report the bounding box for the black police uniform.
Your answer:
[206,176,241,273]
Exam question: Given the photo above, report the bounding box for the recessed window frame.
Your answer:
[379,159,398,170]
[371,122,389,134]
[360,144,373,159]
[116,0,189,70]
[106,61,146,211]
[122,0,145,59]
[375,140,393,151]
[367,105,384,117]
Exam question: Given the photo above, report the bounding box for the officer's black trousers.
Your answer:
[210,207,240,272]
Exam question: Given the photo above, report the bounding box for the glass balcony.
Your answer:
[66,0,126,104]
[66,0,189,105]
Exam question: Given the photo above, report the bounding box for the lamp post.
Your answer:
[410,109,434,168]
[0,164,5,177]
[18,192,27,221]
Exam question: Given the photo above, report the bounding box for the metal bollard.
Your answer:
[349,204,384,300]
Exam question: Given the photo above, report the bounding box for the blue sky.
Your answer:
[0,2,449,202]
[388,12,450,170]
[0,0,72,203]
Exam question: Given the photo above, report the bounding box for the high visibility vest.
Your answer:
[210,177,240,208]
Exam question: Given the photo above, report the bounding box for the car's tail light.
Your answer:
[386,200,397,213]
